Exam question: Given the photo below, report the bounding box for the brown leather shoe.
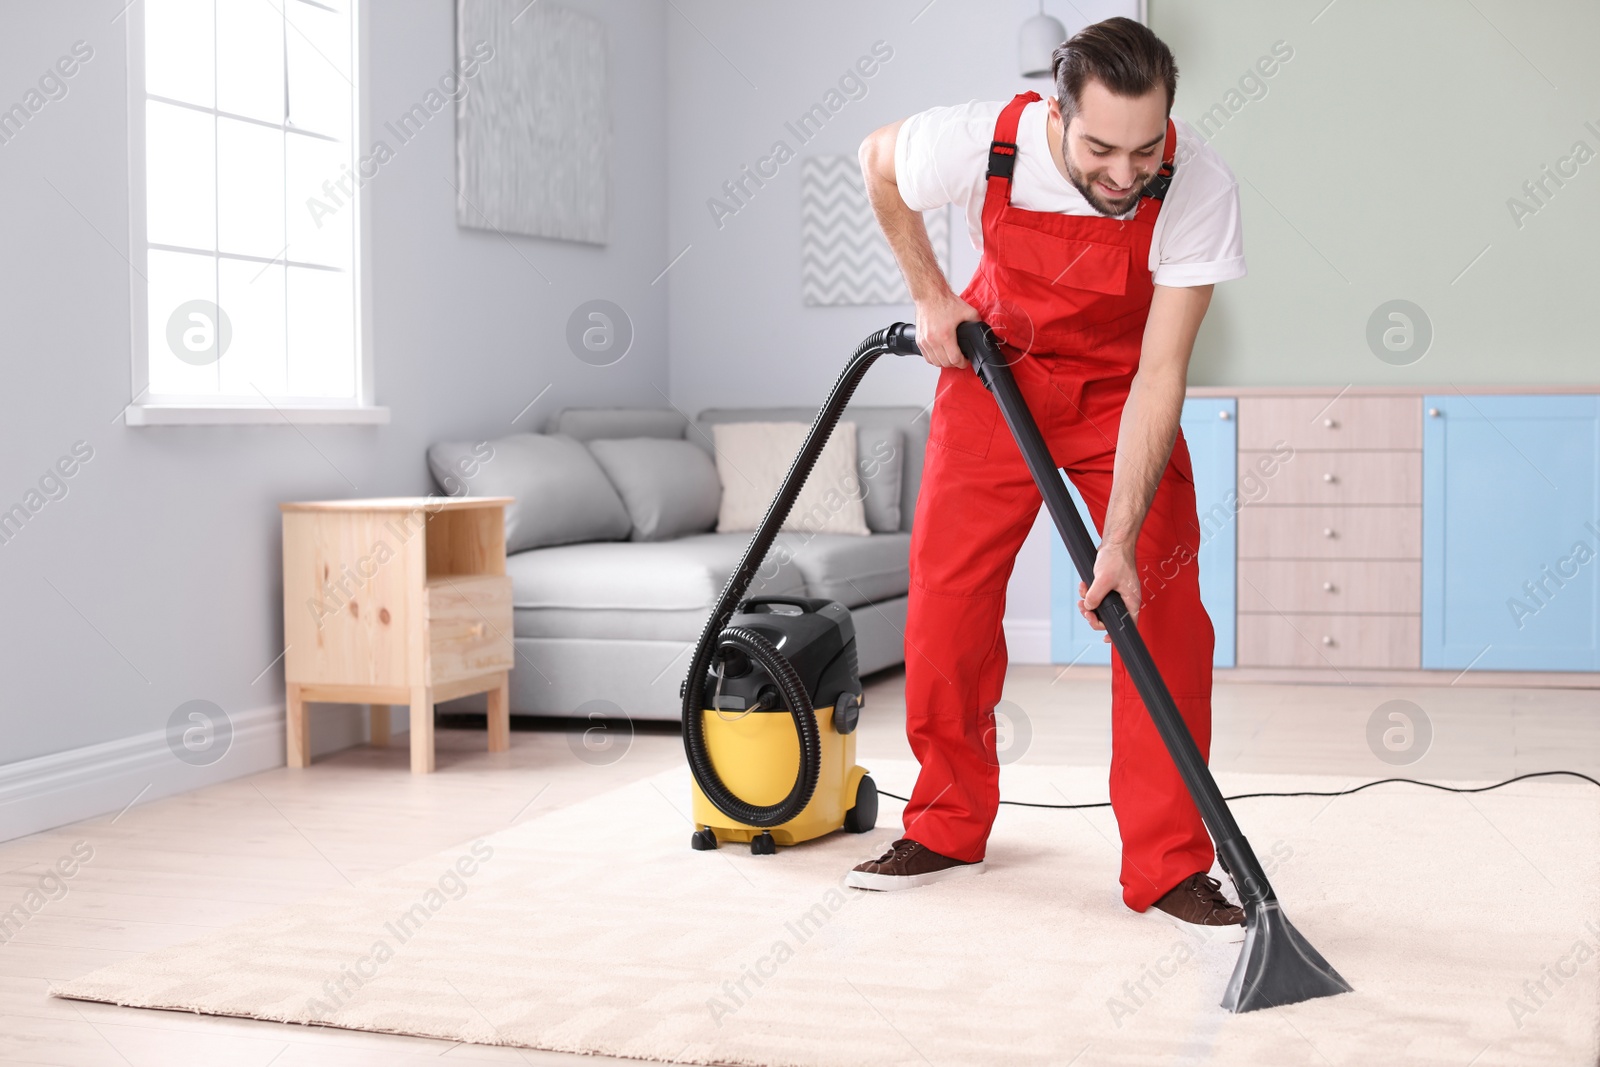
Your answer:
[1151,873,1246,926]
[845,838,984,891]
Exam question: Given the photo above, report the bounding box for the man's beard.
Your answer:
[1061,151,1156,217]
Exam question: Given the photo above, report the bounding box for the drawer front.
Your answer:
[1238,506,1421,560]
[1239,396,1422,452]
[1237,612,1420,669]
[1238,560,1421,614]
[1239,450,1421,506]
[427,575,514,684]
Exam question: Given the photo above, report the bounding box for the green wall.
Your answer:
[1153,0,1600,386]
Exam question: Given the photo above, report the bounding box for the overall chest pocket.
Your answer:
[995,221,1130,296]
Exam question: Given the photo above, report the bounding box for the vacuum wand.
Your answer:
[887,320,1351,1013]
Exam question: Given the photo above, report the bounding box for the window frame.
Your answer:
[123,0,384,426]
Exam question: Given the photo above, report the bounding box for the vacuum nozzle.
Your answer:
[1222,901,1353,1012]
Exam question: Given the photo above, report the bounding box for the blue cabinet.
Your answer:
[1421,395,1600,671]
[1051,398,1238,668]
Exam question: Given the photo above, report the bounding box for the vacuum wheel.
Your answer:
[842,774,878,834]
[690,827,719,851]
[750,831,777,855]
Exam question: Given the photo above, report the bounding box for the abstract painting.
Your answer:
[456,0,609,244]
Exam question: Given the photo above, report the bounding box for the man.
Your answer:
[847,17,1246,926]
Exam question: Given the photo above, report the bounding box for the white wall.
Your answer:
[0,0,667,832]
[663,0,1136,657]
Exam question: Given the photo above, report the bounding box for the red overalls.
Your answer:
[901,91,1216,912]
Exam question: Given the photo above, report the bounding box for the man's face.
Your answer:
[1049,80,1168,216]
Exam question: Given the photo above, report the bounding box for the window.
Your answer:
[127,0,381,424]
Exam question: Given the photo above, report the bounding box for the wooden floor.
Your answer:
[3,664,1597,1065]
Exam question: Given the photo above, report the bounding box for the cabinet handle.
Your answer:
[1323,581,1335,592]
[1428,407,1440,417]
[1322,527,1336,538]
[1323,417,1337,429]
[1322,472,1336,483]
[1322,635,1335,646]
[1219,410,1231,420]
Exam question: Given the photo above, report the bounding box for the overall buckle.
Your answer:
[1142,160,1175,202]
[986,141,1018,181]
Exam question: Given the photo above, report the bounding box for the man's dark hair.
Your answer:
[1051,17,1178,123]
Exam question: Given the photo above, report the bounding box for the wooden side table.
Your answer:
[279,496,516,773]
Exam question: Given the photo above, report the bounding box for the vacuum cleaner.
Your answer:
[681,321,1351,1012]
[683,594,876,854]
[678,327,891,854]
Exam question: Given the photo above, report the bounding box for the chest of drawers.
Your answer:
[1234,395,1423,669]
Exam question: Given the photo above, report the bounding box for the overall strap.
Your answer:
[1140,119,1179,203]
[984,91,1040,208]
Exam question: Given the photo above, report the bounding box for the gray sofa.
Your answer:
[428,405,927,721]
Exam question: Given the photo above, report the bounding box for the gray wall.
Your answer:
[0,0,667,771]
[1154,0,1600,386]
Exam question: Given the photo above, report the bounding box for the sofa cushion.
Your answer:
[772,531,911,607]
[427,433,631,553]
[505,530,908,641]
[506,532,808,613]
[587,438,720,542]
[857,424,904,532]
[712,421,870,536]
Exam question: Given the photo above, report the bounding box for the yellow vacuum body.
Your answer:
[690,701,869,847]
[684,597,878,854]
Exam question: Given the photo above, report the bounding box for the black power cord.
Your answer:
[875,769,1600,811]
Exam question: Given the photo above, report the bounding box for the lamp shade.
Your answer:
[1019,12,1067,78]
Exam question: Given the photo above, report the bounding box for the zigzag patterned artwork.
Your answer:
[800,155,950,306]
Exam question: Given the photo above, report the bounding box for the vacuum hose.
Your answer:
[681,324,917,827]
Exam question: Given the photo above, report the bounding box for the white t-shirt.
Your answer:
[894,99,1246,288]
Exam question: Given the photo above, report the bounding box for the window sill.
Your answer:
[124,403,391,426]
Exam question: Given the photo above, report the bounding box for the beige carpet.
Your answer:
[53,760,1600,1067]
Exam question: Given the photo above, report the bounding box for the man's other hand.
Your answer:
[1078,540,1140,643]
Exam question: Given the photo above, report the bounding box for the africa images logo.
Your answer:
[166,300,232,366]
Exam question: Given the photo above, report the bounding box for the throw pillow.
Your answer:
[711,421,871,536]
[427,433,631,553]
[856,424,905,532]
[587,438,721,542]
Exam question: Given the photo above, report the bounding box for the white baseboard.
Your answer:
[1003,617,1051,665]
[0,701,372,844]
